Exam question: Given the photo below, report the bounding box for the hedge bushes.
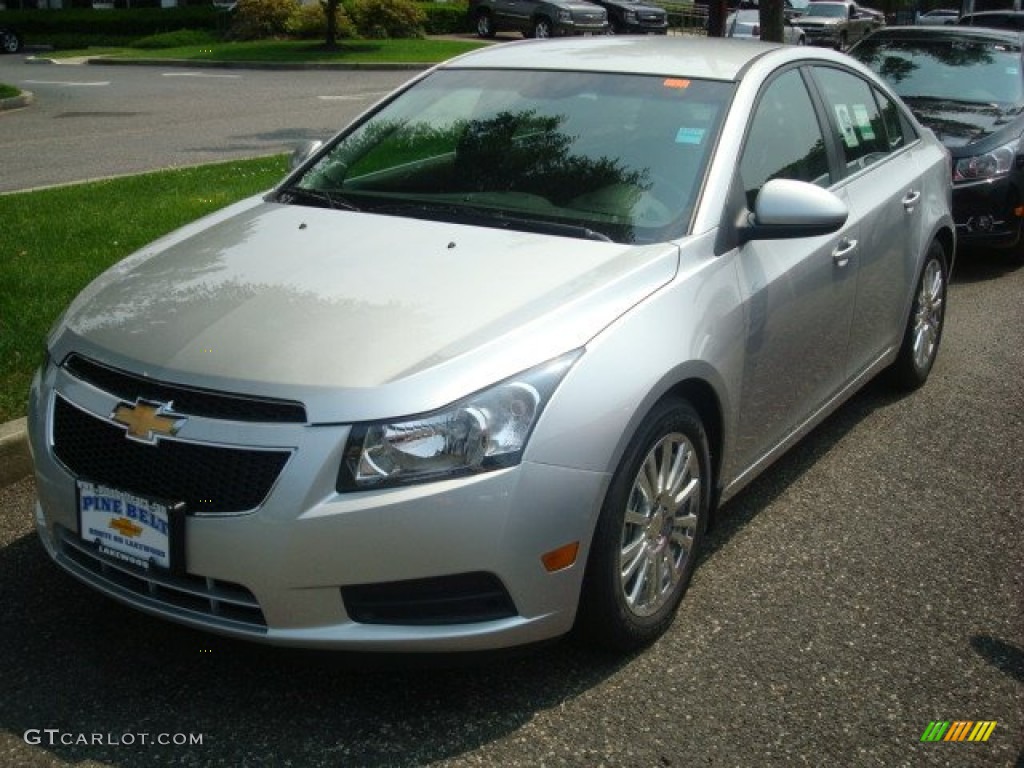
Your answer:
[1,2,471,47]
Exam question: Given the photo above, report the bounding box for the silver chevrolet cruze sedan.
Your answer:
[28,37,954,653]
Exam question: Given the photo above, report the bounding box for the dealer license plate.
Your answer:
[77,480,174,570]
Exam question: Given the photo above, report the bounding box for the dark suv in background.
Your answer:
[470,0,608,38]
[589,0,668,33]
[958,10,1024,28]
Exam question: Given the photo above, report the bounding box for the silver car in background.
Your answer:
[28,37,955,654]
[726,9,808,44]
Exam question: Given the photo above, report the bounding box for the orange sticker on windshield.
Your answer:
[663,78,691,89]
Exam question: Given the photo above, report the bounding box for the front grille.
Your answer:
[64,354,307,423]
[343,572,518,625]
[53,396,290,513]
[57,525,267,630]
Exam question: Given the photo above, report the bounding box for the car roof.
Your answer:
[439,36,786,82]
[857,24,1022,43]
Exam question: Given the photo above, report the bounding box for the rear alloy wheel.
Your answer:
[475,11,496,38]
[531,17,553,38]
[576,398,710,651]
[889,240,947,390]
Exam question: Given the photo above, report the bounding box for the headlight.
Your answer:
[338,351,581,490]
[953,138,1019,183]
[624,10,638,22]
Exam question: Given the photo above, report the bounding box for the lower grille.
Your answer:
[57,525,267,630]
[52,396,290,513]
[343,572,518,625]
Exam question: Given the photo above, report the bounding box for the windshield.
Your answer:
[806,4,848,17]
[851,37,1024,105]
[283,68,732,244]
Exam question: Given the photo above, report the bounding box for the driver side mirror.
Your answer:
[738,178,848,244]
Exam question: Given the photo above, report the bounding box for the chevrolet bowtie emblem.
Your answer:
[111,400,185,444]
[109,517,144,538]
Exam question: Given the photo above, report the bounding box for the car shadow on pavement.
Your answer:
[0,359,926,768]
[950,247,1023,285]
[0,524,634,767]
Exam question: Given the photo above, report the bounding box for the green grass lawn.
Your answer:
[0,84,20,99]
[0,155,289,423]
[49,38,487,63]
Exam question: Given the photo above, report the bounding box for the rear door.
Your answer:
[807,65,927,379]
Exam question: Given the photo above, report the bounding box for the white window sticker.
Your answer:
[834,104,859,148]
[852,104,876,141]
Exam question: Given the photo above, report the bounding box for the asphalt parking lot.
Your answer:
[0,249,1020,766]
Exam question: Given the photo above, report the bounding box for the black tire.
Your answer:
[836,31,847,50]
[888,239,948,390]
[475,11,496,38]
[531,16,553,38]
[1,29,23,54]
[576,398,710,652]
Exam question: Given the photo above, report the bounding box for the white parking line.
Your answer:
[161,72,242,79]
[21,80,111,87]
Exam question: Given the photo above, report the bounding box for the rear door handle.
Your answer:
[833,238,857,268]
[903,189,921,213]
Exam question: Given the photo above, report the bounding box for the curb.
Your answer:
[0,89,34,112]
[84,56,432,71]
[0,418,31,488]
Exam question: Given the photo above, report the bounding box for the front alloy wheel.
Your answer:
[532,17,552,38]
[576,398,710,651]
[1,30,22,54]
[619,432,701,617]
[476,11,496,38]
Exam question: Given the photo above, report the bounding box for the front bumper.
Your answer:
[801,27,840,46]
[952,172,1023,251]
[28,356,610,652]
[554,20,610,35]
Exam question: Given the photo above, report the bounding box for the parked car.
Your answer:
[958,9,1024,27]
[589,0,668,33]
[798,0,884,48]
[0,25,23,54]
[726,8,807,42]
[850,26,1024,252]
[469,0,608,38]
[29,37,955,654]
[917,8,960,23]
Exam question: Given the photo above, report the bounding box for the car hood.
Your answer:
[558,0,606,11]
[52,197,679,422]
[902,97,1024,149]
[606,0,666,12]
[796,15,841,24]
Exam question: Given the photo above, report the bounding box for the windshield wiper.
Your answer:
[278,187,361,212]
[368,201,615,242]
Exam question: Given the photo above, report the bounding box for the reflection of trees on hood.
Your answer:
[455,110,650,207]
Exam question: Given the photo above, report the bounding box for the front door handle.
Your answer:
[903,189,921,213]
[833,238,857,268]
